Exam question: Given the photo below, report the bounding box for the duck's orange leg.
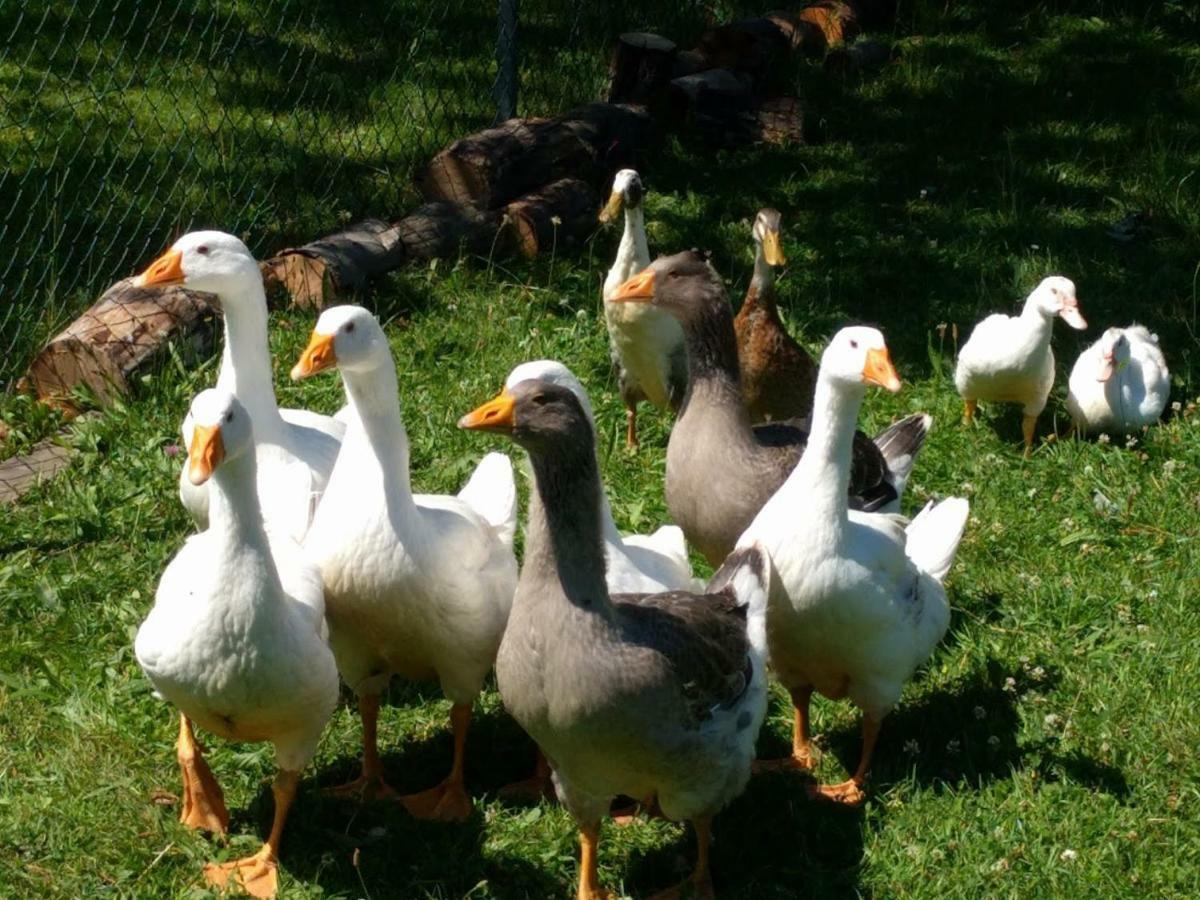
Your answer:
[204,769,298,898]
[754,685,818,773]
[176,713,229,833]
[400,703,474,821]
[324,693,397,801]
[808,714,881,806]
[646,817,715,900]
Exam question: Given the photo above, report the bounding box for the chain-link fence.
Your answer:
[0,0,753,388]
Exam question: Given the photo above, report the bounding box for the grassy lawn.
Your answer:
[3,1,1200,897]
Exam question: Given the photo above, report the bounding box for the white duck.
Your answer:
[506,360,698,594]
[134,231,343,539]
[741,327,969,805]
[291,305,518,821]
[135,389,338,898]
[599,168,687,449]
[955,275,1086,456]
[1066,325,1169,434]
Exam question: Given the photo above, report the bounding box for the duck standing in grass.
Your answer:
[134,230,343,540]
[740,328,969,805]
[135,390,338,898]
[734,208,818,423]
[611,251,930,566]
[461,379,770,900]
[290,305,518,821]
[1066,325,1168,435]
[599,168,687,449]
[955,275,1087,456]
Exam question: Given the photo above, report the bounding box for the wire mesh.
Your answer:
[0,0,738,388]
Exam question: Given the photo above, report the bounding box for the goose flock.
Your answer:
[131,169,1170,899]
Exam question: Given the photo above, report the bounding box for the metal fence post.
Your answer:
[494,0,519,122]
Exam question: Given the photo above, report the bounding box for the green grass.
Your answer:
[3,1,1200,897]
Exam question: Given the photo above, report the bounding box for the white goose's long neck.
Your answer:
[788,373,865,532]
[618,205,650,278]
[338,356,416,511]
[1019,296,1055,344]
[215,278,285,435]
[207,452,277,573]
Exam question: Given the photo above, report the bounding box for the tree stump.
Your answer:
[260,219,407,309]
[669,68,754,128]
[608,32,678,106]
[26,281,216,409]
[502,178,599,259]
[394,202,504,260]
[418,118,596,209]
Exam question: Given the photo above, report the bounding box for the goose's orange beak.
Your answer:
[863,347,902,393]
[459,390,516,433]
[291,332,336,380]
[611,269,655,303]
[133,248,184,287]
[187,424,224,486]
[762,230,786,266]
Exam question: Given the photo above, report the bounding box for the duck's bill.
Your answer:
[290,332,336,380]
[863,347,902,393]
[598,191,623,224]
[459,390,516,432]
[187,424,224,485]
[611,269,655,302]
[1059,304,1087,330]
[762,230,787,266]
[133,248,184,288]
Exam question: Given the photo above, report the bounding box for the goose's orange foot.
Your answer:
[646,874,716,900]
[611,794,662,827]
[808,779,867,806]
[578,887,617,900]
[400,778,473,822]
[322,772,398,803]
[498,772,556,805]
[177,717,229,833]
[204,847,279,899]
[752,749,818,774]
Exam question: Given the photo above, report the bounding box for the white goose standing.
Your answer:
[135,389,338,899]
[1066,325,1169,434]
[135,231,343,539]
[291,305,518,820]
[741,327,969,804]
[599,169,687,449]
[955,275,1086,456]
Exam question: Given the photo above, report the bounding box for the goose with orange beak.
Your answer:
[734,208,819,423]
[1066,324,1169,435]
[739,328,969,805]
[955,275,1087,456]
[291,305,518,820]
[610,250,931,567]
[133,230,343,539]
[135,389,338,898]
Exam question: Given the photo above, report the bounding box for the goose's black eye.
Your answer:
[197,246,209,255]
[224,411,233,423]
[849,339,859,349]
[531,394,550,406]
[345,321,355,333]
[1050,287,1059,295]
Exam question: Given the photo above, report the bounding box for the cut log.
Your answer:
[502,178,599,259]
[0,436,76,504]
[26,281,217,409]
[418,118,596,209]
[395,202,504,260]
[695,17,792,92]
[261,219,407,309]
[559,102,661,174]
[608,32,678,105]
[797,1,861,49]
[669,68,754,129]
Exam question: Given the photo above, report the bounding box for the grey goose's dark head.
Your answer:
[459,379,594,456]
[608,249,727,327]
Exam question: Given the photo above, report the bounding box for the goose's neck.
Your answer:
[208,452,275,559]
[339,358,415,504]
[617,205,650,277]
[788,374,864,528]
[214,279,285,432]
[749,244,775,303]
[1019,298,1055,342]
[679,301,747,416]
[523,442,612,615]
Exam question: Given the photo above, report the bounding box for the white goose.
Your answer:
[1066,325,1169,434]
[506,360,698,594]
[599,168,687,449]
[741,327,969,805]
[135,231,343,539]
[955,275,1086,456]
[135,389,338,899]
[291,305,518,821]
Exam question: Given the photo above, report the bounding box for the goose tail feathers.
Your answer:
[458,452,519,548]
[905,497,970,583]
[875,413,933,502]
[708,542,770,658]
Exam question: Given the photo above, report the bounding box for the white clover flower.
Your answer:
[904,739,920,755]
[1060,849,1078,862]
[974,706,986,720]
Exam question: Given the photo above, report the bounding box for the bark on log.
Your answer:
[26,281,216,409]
[395,202,503,260]
[559,102,661,175]
[796,1,862,49]
[0,437,75,504]
[669,68,754,129]
[502,178,599,259]
[261,219,407,309]
[418,118,596,209]
[607,32,677,105]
